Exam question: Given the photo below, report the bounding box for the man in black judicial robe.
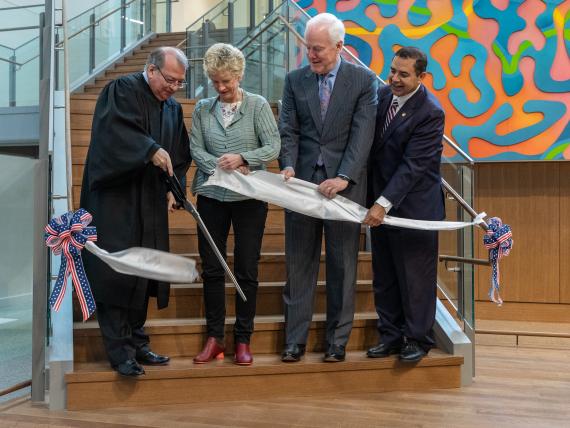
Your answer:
[80,47,191,377]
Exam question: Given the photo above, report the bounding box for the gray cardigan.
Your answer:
[190,90,281,202]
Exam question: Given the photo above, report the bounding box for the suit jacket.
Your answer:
[278,60,378,204]
[368,84,445,221]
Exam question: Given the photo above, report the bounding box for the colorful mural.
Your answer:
[296,0,570,161]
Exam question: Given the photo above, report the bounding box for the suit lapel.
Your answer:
[302,69,322,130]
[322,61,351,136]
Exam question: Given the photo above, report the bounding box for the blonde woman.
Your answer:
[190,43,280,365]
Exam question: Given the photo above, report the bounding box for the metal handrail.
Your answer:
[0,4,43,11]
[55,0,138,46]
[68,0,112,22]
[0,56,20,66]
[0,54,39,68]
[0,25,40,32]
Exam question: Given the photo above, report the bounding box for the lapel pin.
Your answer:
[402,112,406,117]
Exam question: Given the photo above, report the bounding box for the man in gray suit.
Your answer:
[278,13,378,362]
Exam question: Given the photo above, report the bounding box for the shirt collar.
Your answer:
[393,83,422,107]
[143,70,149,84]
[319,58,342,80]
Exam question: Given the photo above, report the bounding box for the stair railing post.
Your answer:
[202,21,209,98]
[228,1,234,45]
[166,0,172,33]
[268,0,274,12]
[88,14,96,73]
[145,0,152,34]
[120,0,126,52]
[186,31,191,98]
[139,0,144,39]
[249,0,255,32]
[8,52,16,107]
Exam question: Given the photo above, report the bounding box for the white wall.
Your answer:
[171,0,219,32]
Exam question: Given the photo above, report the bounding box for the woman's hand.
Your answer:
[236,165,250,175]
[218,153,245,170]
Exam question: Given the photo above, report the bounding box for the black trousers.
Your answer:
[197,195,267,344]
[96,292,150,367]
[370,226,438,351]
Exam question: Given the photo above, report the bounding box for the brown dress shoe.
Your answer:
[234,343,253,365]
[193,337,225,364]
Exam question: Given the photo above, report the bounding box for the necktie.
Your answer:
[382,98,399,136]
[317,74,332,166]
[319,74,331,121]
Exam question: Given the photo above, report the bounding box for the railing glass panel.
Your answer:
[0,154,36,401]
[0,3,43,107]
[93,8,122,69]
[56,0,169,91]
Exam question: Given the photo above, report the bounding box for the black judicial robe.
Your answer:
[80,72,191,310]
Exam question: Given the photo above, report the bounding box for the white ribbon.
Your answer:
[204,167,486,231]
[85,241,199,284]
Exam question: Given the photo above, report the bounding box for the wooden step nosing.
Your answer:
[65,352,463,384]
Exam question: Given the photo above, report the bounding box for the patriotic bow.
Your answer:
[45,209,97,321]
[483,217,513,306]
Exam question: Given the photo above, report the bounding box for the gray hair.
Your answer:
[305,13,345,44]
[203,43,245,78]
[146,47,188,71]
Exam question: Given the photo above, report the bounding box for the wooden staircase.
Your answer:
[66,32,463,410]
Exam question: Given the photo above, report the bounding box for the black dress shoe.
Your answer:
[324,344,345,362]
[136,349,170,365]
[114,359,145,377]
[399,340,427,363]
[366,342,401,358]
[281,344,306,362]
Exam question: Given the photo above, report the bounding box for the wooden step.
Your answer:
[73,313,378,363]
[73,280,374,322]
[65,349,462,410]
[169,226,368,253]
[183,251,372,283]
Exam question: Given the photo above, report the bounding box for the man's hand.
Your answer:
[363,203,386,227]
[167,191,178,213]
[318,177,349,199]
[151,148,174,176]
[236,165,250,175]
[218,153,244,170]
[280,168,295,181]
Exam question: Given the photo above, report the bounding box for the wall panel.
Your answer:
[560,163,570,303]
[475,162,560,303]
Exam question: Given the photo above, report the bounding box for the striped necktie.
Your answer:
[382,98,399,135]
[319,74,332,120]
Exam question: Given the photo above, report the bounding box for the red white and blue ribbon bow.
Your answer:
[483,217,513,306]
[45,209,97,321]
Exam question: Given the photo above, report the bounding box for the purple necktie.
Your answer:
[382,98,399,135]
[319,74,332,120]
[317,74,332,166]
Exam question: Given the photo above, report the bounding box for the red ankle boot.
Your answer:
[193,337,225,364]
[234,343,253,365]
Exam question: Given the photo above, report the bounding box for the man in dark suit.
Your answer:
[363,46,445,363]
[278,13,377,363]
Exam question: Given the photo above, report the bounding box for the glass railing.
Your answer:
[185,0,276,98]
[236,0,481,336]
[0,154,36,401]
[0,3,44,107]
[55,0,169,91]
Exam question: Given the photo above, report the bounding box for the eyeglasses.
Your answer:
[155,66,187,89]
